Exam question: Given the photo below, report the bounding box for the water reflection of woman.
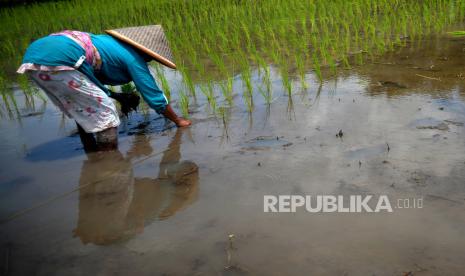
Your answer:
[73,128,198,245]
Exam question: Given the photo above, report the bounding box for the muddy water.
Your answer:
[1,35,465,275]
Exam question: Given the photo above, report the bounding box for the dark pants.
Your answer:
[76,123,118,152]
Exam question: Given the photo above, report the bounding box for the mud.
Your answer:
[1,34,465,275]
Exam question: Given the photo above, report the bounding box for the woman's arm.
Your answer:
[162,104,191,127]
[127,59,191,127]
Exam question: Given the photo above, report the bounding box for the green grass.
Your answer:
[448,30,465,36]
[1,0,465,114]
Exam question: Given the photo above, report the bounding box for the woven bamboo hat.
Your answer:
[105,25,176,69]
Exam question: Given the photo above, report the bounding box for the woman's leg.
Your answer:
[95,127,118,151]
[76,122,97,153]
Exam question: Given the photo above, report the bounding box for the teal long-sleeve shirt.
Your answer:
[21,34,168,114]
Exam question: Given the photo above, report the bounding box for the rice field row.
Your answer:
[1,0,465,117]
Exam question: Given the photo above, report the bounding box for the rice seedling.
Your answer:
[200,81,217,113]
[121,83,136,94]
[241,68,254,112]
[448,31,465,37]
[237,51,254,112]
[295,53,308,89]
[17,74,46,111]
[219,77,234,105]
[259,65,273,105]
[279,65,292,97]
[217,106,230,141]
[152,65,171,101]
[312,53,323,83]
[1,91,20,120]
[178,65,196,99]
[287,95,296,121]
[178,88,190,118]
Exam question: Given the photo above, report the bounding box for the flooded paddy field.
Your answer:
[1,32,465,275]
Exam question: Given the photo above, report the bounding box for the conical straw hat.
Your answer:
[105,25,176,69]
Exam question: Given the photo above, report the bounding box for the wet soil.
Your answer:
[1,34,465,275]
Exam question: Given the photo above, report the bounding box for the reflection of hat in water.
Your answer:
[105,25,176,69]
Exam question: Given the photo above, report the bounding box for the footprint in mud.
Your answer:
[344,144,388,160]
[334,180,370,195]
[408,170,431,187]
[444,119,464,126]
[241,136,292,150]
[370,80,408,91]
[20,111,44,118]
[377,80,408,89]
[409,117,450,131]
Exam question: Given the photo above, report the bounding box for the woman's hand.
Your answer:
[175,118,192,127]
[163,104,192,127]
